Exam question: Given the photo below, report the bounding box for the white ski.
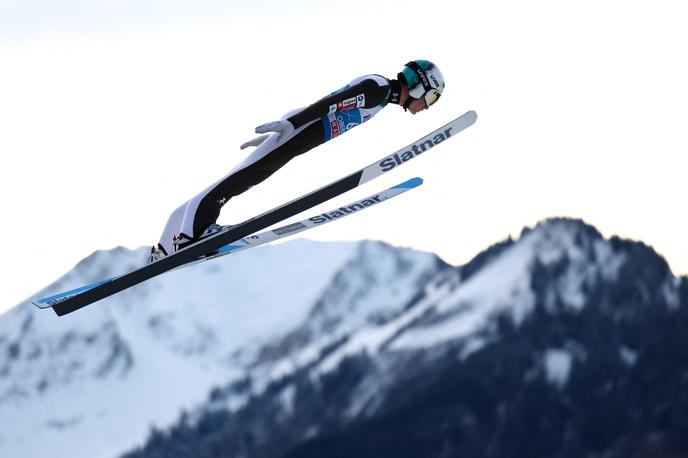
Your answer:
[34,177,423,309]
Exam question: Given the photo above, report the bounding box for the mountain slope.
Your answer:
[121,218,688,458]
[1,239,441,458]
[2,218,686,458]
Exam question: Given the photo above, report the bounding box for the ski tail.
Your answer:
[33,278,114,309]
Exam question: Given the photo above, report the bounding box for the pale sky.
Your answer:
[1,0,687,314]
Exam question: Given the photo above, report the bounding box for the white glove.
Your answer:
[240,134,270,150]
[254,119,295,142]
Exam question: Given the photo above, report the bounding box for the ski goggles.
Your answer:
[424,88,442,107]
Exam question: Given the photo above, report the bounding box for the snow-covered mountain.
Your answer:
[2,218,687,458]
[0,238,442,458]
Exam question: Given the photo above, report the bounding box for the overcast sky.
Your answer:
[1,0,687,314]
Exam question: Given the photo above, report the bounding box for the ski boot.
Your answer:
[148,244,168,264]
[173,223,229,252]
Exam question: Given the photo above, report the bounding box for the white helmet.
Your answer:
[399,60,445,108]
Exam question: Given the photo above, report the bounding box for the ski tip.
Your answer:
[394,177,424,189]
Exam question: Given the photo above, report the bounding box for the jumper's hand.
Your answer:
[240,134,270,150]
[254,120,295,142]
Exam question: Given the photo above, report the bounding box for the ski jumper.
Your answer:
[157,74,403,255]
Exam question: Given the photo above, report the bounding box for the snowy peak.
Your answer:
[0,239,367,458]
[387,218,618,352]
[307,241,445,334]
[522,218,681,314]
[3,219,687,458]
[453,217,678,318]
[197,218,683,393]
[229,240,445,390]
[121,219,688,458]
[522,217,609,267]
[117,219,688,458]
[523,218,626,311]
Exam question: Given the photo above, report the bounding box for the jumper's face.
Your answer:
[407,97,428,114]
